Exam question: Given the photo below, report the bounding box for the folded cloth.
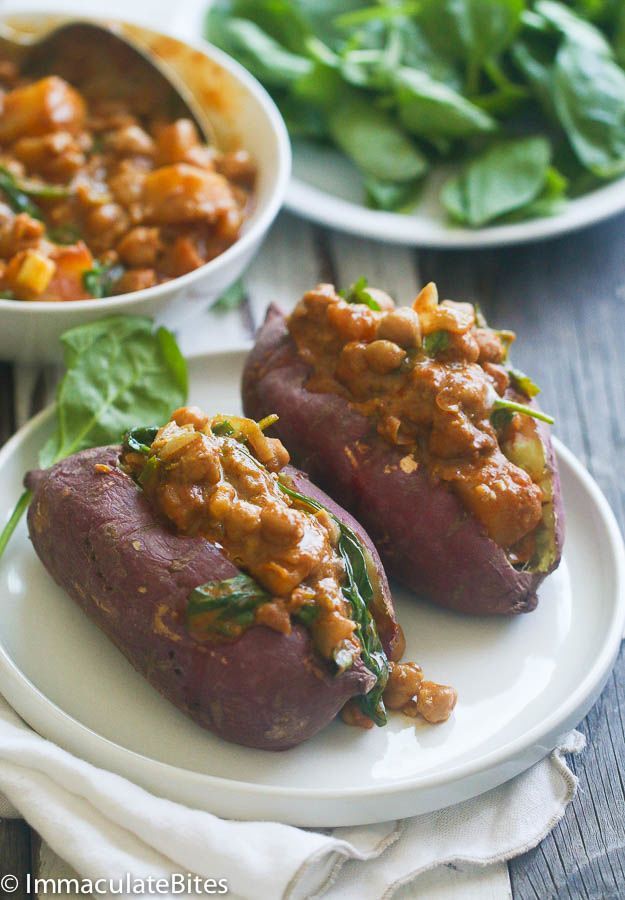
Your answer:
[0,695,584,900]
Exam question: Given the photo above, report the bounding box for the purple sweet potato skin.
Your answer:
[25,446,400,751]
[242,305,565,616]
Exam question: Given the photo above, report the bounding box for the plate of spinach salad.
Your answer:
[205,0,625,246]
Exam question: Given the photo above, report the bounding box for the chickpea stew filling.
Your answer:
[288,280,558,571]
[0,63,255,301]
[120,406,457,728]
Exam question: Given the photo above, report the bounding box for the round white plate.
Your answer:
[0,350,623,827]
[287,140,625,248]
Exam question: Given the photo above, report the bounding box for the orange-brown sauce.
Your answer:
[0,64,254,301]
[288,283,545,561]
[121,406,456,726]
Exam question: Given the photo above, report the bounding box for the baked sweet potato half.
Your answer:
[26,407,455,750]
[243,282,564,616]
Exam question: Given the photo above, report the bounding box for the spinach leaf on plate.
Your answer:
[442,135,555,225]
[327,92,428,185]
[394,67,497,139]
[206,15,312,86]
[0,317,188,561]
[418,0,526,91]
[552,38,625,177]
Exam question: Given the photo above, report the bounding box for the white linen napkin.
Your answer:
[0,695,584,900]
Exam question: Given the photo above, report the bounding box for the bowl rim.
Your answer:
[0,11,292,316]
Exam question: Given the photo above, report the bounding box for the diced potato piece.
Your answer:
[0,76,86,143]
[154,119,200,166]
[11,249,56,297]
[45,242,94,301]
[141,164,235,225]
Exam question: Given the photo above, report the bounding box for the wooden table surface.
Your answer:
[1,210,624,899]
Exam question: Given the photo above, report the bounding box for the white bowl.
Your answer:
[0,13,291,363]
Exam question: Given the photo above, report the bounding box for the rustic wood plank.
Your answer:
[0,819,31,899]
[419,211,625,900]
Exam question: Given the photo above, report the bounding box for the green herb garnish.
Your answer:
[211,420,236,437]
[508,367,541,398]
[339,276,381,311]
[187,573,270,636]
[279,480,389,726]
[0,167,42,219]
[423,330,450,355]
[339,275,382,312]
[0,317,187,561]
[492,397,554,426]
[212,280,246,312]
[48,224,82,245]
[83,261,125,299]
[123,426,160,456]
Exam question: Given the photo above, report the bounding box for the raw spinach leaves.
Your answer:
[0,317,188,560]
[205,0,625,222]
[442,136,565,226]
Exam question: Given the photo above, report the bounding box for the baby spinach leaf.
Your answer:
[552,39,625,177]
[533,0,612,53]
[394,67,497,139]
[39,317,187,468]
[187,573,270,637]
[0,317,187,561]
[278,480,390,726]
[499,165,568,221]
[325,85,428,183]
[206,16,312,87]
[442,135,553,226]
[418,0,526,91]
[363,174,423,211]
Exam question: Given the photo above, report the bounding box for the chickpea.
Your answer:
[364,340,406,375]
[383,661,423,710]
[416,681,458,724]
[116,227,162,268]
[376,307,422,349]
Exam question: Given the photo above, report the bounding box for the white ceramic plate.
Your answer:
[0,350,623,827]
[287,140,625,248]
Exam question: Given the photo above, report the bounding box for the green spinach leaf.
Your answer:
[0,317,187,560]
[395,67,497,139]
[39,317,187,468]
[325,83,428,183]
[442,136,554,226]
[83,261,125,299]
[418,0,526,91]
[552,38,625,177]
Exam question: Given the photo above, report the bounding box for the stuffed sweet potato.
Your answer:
[26,407,456,750]
[243,282,564,616]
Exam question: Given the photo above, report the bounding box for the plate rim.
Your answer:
[285,172,625,249]
[0,353,623,805]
